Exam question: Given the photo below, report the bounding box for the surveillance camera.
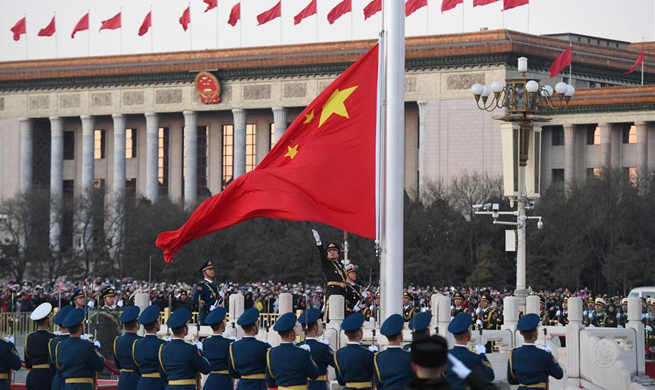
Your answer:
[537,220,544,230]
[483,203,492,211]
[472,204,483,210]
[492,203,499,211]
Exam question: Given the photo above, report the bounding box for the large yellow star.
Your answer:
[319,86,358,128]
[284,144,299,159]
[303,109,315,124]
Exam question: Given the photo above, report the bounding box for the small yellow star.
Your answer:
[303,109,315,124]
[319,86,358,127]
[284,144,299,159]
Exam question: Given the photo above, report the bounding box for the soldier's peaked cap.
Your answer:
[205,307,227,326]
[71,288,84,301]
[517,313,540,332]
[62,308,85,328]
[273,312,297,333]
[167,308,191,328]
[53,306,74,326]
[120,306,140,324]
[341,312,364,332]
[409,311,431,332]
[237,308,260,326]
[100,287,115,299]
[139,305,161,325]
[298,308,320,325]
[380,314,404,336]
[326,242,340,254]
[31,303,53,321]
[448,313,472,335]
[200,260,214,273]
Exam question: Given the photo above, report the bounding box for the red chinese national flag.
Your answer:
[406,0,428,17]
[38,16,56,37]
[139,11,152,36]
[156,44,380,262]
[204,0,218,12]
[363,0,382,20]
[11,17,26,41]
[624,50,644,75]
[258,1,282,26]
[549,46,572,78]
[503,0,528,10]
[71,13,89,39]
[328,0,352,25]
[441,0,463,12]
[228,3,241,26]
[180,7,191,31]
[99,12,121,31]
[295,0,317,25]
[474,0,500,6]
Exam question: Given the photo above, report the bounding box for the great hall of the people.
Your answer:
[0,29,654,251]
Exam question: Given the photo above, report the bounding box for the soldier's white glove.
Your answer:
[556,310,561,316]
[354,306,361,312]
[299,344,311,352]
[368,345,378,353]
[3,336,14,344]
[81,334,90,341]
[87,301,95,309]
[588,312,593,319]
[618,325,624,329]
[450,316,454,321]
[476,308,480,314]
[94,340,101,349]
[54,331,61,336]
[646,325,653,332]
[312,230,322,246]
[450,305,454,310]
[616,313,621,319]
[474,344,486,354]
[476,319,482,327]
[643,313,648,320]
[448,353,471,379]
[196,342,203,351]
[209,304,217,312]
[164,336,172,342]
[369,317,375,323]
[117,300,124,308]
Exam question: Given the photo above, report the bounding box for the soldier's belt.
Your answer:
[142,372,161,378]
[311,375,327,381]
[211,370,229,375]
[279,385,308,390]
[0,374,7,380]
[168,379,197,385]
[121,369,134,373]
[65,378,94,384]
[241,373,267,379]
[346,382,371,388]
[519,383,547,388]
[327,282,346,288]
[32,364,50,369]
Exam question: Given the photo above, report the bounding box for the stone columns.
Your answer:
[599,123,611,168]
[49,117,64,254]
[436,294,451,343]
[278,293,293,314]
[232,109,247,178]
[628,297,646,375]
[80,115,96,251]
[566,297,583,382]
[563,124,576,185]
[272,107,287,144]
[229,293,245,340]
[502,296,519,331]
[18,118,33,194]
[526,295,540,315]
[183,111,198,208]
[636,122,649,178]
[145,113,159,202]
[111,114,126,254]
[417,101,427,199]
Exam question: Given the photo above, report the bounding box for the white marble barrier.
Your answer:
[279,293,293,314]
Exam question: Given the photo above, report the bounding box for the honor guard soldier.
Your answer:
[113,306,142,390]
[100,287,120,316]
[229,308,274,390]
[71,289,86,310]
[445,313,494,390]
[451,293,467,318]
[0,328,21,390]
[476,295,496,331]
[373,314,414,390]
[403,293,415,322]
[158,308,211,388]
[133,305,167,390]
[507,314,563,389]
[202,307,234,390]
[591,298,608,328]
[406,311,432,351]
[25,302,56,390]
[266,313,320,389]
[334,312,375,390]
[193,261,220,325]
[56,308,105,389]
[297,308,335,390]
[345,265,363,316]
[312,230,347,320]
[618,298,629,328]
[556,297,569,326]
[49,305,74,390]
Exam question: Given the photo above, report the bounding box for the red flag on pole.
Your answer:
[38,16,56,37]
[548,46,572,78]
[139,11,152,36]
[474,0,500,6]
[99,12,122,31]
[624,50,645,75]
[328,0,352,24]
[204,0,218,12]
[11,17,26,41]
[180,7,191,31]
[156,44,380,263]
[441,0,463,12]
[295,0,317,25]
[363,0,382,20]
[257,1,282,25]
[228,3,241,26]
[71,13,89,38]
[406,0,428,16]
[503,0,528,10]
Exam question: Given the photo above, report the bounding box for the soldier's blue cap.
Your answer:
[517,313,540,332]
[54,306,74,326]
[120,306,140,324]
[167,308,192,328]
[341,312,365,332]
[298,308,321,325]
[139,305,161,325]
[380,314,404,337]
[205,307,227,326]
[200,260,214,273]
[237,308,260,326]
[62,308,85,328]
[448,313,472,335]
[273,312,297,333]
[409,311,431,333]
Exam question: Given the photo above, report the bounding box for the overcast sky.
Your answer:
[0,0,653,62]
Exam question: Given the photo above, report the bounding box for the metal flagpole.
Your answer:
[316,11,319,43]
[120,7,123,55]
[88,10,91,57]
[24,14,28,60]
[151,5,154,53]
[526,2,530,34]
[216,3,220,49]
[54,12,59,58]
[642,37,645,86]
[189,2,193,51]
[570,41,573,86]
[351,8,354,41]
[462,2,465,33]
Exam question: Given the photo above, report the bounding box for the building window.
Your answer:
[94,130,106,159]
[158,127,169,197]
[61,180,75,251]
[587,167,601,179]
[552,169,565,183]
[126,129,137,159]
[126,178,137,208]
[270,123,275,150]
[623,167,638,187]
[246,124,257,172]
[551,127,564,146]
[587,126,601,145]
[197,126,208,194]
[63,131,75,160]
[623,125,637,144]
[223,125,234,189]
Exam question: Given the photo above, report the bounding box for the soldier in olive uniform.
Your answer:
[476,295,496,331]
[312,230,347,320]
[344,265,363,317]
[403,293,415,322]
[451,292,468,319]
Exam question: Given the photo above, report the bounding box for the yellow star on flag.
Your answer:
[319,86,358,127]
[285,144,299,159]
[303,109,315,124]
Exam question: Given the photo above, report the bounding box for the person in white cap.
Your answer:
[25,302,56,390]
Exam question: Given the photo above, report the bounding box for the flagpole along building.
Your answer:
[0,29,653,252]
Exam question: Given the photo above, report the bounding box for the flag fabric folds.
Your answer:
[180,7,191,31]
[548,46,572,78]
[38,16,56,37]
[503,0,528,10]
[441,0,463,12]
[406,0,428,17]
[11,17,26,41]
[99,12,121,31]
[139,11,152,36]
[204,0,218,13]
[228,3,241,26]
[363,0,382,20]
[257,1,282,25]
[294,0,317,25]
[328,0,352,24]
[624,50,644,75]
[71,13,89,38]
[156,44,380,263]
[474,0,500,6]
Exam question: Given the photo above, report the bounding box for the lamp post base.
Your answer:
[514,288,528,314]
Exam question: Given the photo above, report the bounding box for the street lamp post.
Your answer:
[471,57,574,312]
